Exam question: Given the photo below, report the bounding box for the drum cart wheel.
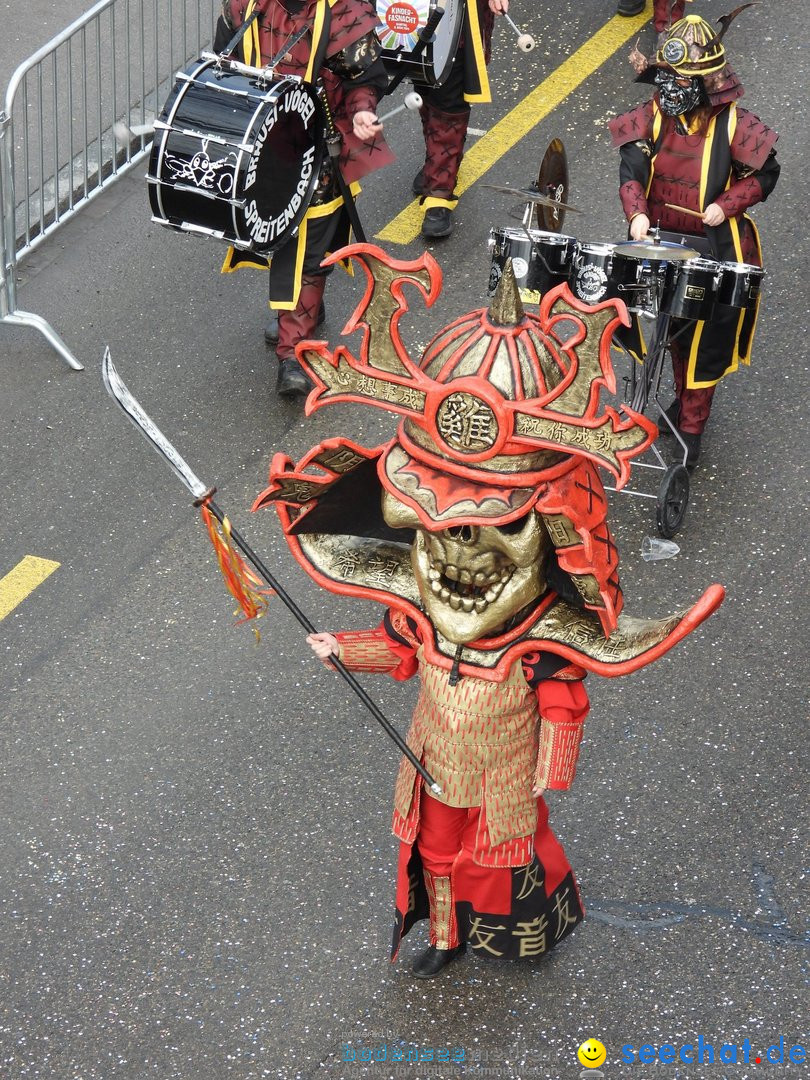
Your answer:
[656,464,689,538]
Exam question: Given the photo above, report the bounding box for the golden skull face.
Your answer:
[382,491,548,643]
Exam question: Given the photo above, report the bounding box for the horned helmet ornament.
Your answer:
[254,244,723,680]
[631,5,752,107]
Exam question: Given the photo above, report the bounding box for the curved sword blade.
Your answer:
[102,347,209,501]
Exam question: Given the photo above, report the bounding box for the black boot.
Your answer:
[412,168,426,196]
[265,301,325,345]
[658,400,680,437]
[276,357,313,400]
[677,430,702,469]
[412,944,465,980]
[617,0,645,14]
[422,207,454,239]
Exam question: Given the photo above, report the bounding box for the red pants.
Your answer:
[654,0,685,33]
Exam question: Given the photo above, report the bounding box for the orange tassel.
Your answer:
[200,503,274,639]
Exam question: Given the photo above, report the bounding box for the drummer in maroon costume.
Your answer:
[215,0,394,399]
[609,12,779,466]
[412,0,509,240]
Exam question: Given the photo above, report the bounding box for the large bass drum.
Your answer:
[148,55,324,255]
[375,0,465,85]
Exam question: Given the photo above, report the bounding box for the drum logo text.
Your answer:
[383,3,421,35]
[245,87,316,193]
[244,144,316,247]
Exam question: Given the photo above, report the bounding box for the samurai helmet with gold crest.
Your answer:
[637,6,751,107]
[254,244,723,680]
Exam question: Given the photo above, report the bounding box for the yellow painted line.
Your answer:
[376,10,649,245]
[0,556,61,620]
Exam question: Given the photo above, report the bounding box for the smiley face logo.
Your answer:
[577,1039,607,1068]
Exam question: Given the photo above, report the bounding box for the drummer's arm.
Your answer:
[618,139,652,237]
[710,151,781,223]
[329,34,389,141]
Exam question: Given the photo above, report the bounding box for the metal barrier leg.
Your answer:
[1,310,84,370]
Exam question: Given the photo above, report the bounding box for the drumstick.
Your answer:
[502,12,536,52]
[114,120,155,144]
[377,91,423,124]
[665,202,705,220]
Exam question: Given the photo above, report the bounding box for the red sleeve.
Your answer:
[334,612,419,681]
[534,678,590,791]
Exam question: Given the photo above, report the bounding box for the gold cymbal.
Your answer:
[614,239,699,261]
[483,183,582,214]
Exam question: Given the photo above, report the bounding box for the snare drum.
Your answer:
[487,227,577,300]
[375,0,464,85]
[660,258,719,322]
[714,261,764,310]
[148,55,323,255]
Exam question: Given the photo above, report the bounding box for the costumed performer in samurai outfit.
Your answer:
[412,0,510,240]
[252,245,724,978]
[214,0,395,399]
[611,9,779,467]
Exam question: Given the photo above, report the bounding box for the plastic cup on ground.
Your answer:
[641,536,680,561]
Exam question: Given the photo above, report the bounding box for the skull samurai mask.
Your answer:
[254,244,723,680]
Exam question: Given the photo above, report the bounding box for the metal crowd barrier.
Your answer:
[0,0,216,370]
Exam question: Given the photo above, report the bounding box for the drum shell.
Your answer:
[375,0,464,85]
[714,261,764,310]
[569,242,619,305]
[487,227,577,299]
[660,258,719,321]
[148,57,323,255]
[609,252,665,316]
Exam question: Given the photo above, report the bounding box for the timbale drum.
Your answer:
[660,258,720,322]
[714,261,764,310]
[375,0,465,85]
[487,227,577,301]
[148,55,324,255]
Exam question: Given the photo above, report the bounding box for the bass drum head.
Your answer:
[375,0,464,84]
[237,80,324,253]
[149,60,323,255]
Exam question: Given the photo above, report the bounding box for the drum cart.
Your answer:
[609,298,693,540]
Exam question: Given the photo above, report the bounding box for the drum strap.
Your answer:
[219,8,261,60]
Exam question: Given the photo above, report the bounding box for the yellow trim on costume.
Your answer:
[736,214,762,366]
[647,103,663,197]
[464,0,492,104]
[305,0,328,83]
[220,245,269,273]
[273,182,362,308]
[422,194,458,211]
[243,0,260,66]
[698,112,717,211]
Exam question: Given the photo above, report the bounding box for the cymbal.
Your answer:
[483,183,582,214]
[535,138,569,233]
[614,239,699,261]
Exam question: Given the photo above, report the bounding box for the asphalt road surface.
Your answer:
[1,2,807,1078]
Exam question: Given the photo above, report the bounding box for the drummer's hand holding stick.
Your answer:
[629,213,651,241]
[702,203,726,226]
[355,91,424,137]
[662,202,728,227]
[491,0,537,52]
[353,110,384,141]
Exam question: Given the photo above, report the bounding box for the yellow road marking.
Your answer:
[376,11,649,245]
[0,556,60,621]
